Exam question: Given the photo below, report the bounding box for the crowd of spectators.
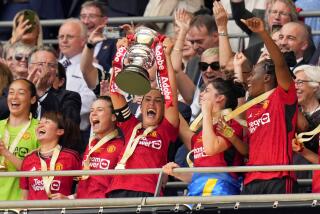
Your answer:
[0,0,320,205]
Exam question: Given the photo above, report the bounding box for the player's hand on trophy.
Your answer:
[162,37,174,55]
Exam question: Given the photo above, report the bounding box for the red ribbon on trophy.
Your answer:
[155,35,173,108]
[110,46,127,95]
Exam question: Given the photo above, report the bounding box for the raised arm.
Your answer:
[171,9,192,72]
[230,0,255,35]
[80,25,105,89]
[213,1,233,68]
[109,38,129,110]
[242,17,293,90]
[201,99,229,156]
[163,38,179,128]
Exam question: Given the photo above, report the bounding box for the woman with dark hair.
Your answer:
[163,78,246,196]
[0,62,13,120]
[20,111,81,200]
[76,96,124,198]
[0,79,39,200]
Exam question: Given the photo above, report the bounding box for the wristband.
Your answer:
[86,42,96,49]
[114,104,131,122]
[218,31,228,36]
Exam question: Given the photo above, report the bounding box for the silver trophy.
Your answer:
[115,27,158,95]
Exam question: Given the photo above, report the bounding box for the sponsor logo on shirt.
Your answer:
[13,147,29,158]
[248,113,271,134]
[139,137,162,150]
[193,146,208,159]
[31,178,61,191]
[87,156,110,169]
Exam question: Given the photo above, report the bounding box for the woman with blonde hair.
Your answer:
[9,10,43,48]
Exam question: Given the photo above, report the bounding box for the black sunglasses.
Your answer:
[14,54,29,61]
[199,61,220,71]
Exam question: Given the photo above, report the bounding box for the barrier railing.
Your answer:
[0,164,319,177]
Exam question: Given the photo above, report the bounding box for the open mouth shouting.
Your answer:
[147,109,157,118]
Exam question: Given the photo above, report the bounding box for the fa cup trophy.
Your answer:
[115,27,158,95]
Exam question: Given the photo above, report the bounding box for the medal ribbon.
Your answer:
[3,114,32,154]
[115,123,156,169]
[39,144,61,197]
[79,129,119,180]
[295,124,320,144]
[189,89,275,132]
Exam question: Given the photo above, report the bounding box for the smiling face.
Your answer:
[80,6,106,34]
[267,0,292,28]
[294,70,318,105]
[90,99,116,138]
[247,63,268,98]
[199,83,223,113]
[7,80,36,118]
[36,117,64,143]
[58,21,86,58]
[141,89,164,127]
[187,26,218,55]
[200,54,225,84]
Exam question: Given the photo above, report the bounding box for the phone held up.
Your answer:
[23,10,36,33]
[103,27,125,39]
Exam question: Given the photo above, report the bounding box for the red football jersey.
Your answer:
[76,137,124,198]
[106,115,178,195]
[191,119,243,178]
[20,148,81,200]
[244,83,298,186]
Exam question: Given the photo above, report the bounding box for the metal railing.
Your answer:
[0,164,318,210]
[1,164,320,177]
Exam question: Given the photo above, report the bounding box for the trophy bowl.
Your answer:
[115,44,155,95]
[115,27,158,95]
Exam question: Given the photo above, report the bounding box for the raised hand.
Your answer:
[213,0,228,30]
[174,9,192,33]
[100,80,110,96]
[88,25,105,44]
[233,52,247,83]
[241,17,265,33]
[11,18,32,44]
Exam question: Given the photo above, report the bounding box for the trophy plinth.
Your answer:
[115,65,151,95]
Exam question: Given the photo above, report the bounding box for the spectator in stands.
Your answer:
[171,9,195,74]
[241,17,298,194]
[163,78,245,197]
[20,111,81,200]
[76,96,124,199]
[27,46,81,126]
[9,10,43,48]
[1,43,15,72]
[185,14,219,86]
[52,63,82,125]
[11,42,33,80]
[0,63,13,120]
[292,65,320,189]
[279,21,312,68]
[58,18,97,151]
[0,79,39,200]
[106,38,179,198]
[79,1,117,75]
[230,0,300,64]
